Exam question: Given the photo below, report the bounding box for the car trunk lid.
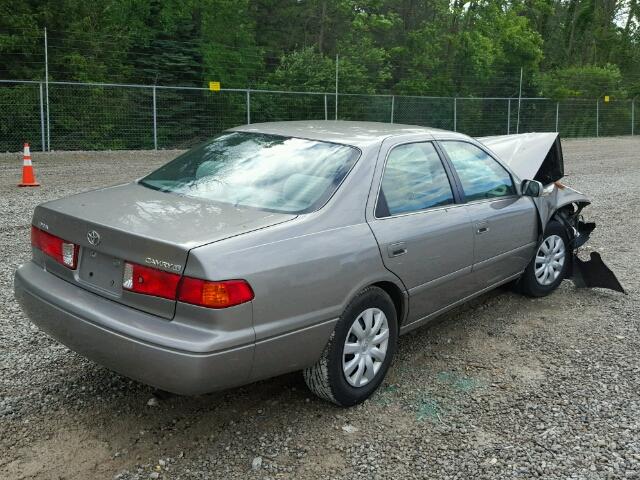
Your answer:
[32,182,295,318]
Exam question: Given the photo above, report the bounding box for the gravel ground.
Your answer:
[0,138,638,480]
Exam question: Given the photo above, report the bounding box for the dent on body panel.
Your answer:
[533,184,591,230]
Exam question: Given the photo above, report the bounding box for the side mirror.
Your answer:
[521,179,543,197]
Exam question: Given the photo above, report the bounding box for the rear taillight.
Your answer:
[122,261,253,308]
[178,278,254,308]
[122,262,181,300]
[31,226,78,269]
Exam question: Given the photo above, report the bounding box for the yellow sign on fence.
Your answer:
[209,81,221,92]
[604,95,610,103]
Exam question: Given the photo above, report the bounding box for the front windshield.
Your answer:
[140,132,360,214]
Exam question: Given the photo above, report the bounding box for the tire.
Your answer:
[519,220,571,297]
[303,286,398,406]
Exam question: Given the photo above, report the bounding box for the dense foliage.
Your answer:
[0,1,638,151]
[1,0,639,99]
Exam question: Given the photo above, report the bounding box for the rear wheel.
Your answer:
[303,286,398,406]
[519,220,570,297]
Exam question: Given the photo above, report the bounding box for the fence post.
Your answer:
[555,102,559,133]
[44,27,50,151]
[507,98,511,134]
[324,94,328,120]
[632,100,635,136]
[453,97,457,131]
[152,85,158,150]
[39,83,45,152]
[596,99,599,137]
[246,89,251,124]
[390,95,395,124]
[516,67,523,134]
[335,54,339,120]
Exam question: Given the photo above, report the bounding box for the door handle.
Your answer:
[475,221,490,235]
[387,242,407,258]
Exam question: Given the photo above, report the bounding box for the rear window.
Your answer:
[140,132,360,214]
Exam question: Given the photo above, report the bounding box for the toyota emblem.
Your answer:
[87,230,101,246]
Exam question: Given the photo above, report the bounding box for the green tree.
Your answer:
[536,64,625,99]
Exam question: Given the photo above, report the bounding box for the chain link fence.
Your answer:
[0,79,636,152]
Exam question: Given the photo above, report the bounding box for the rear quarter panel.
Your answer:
[187,220,390,336]
[186,218,402,380]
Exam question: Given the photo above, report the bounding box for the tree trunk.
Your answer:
[318,0,327,54]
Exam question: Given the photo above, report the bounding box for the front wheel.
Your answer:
[519,220,570,297]
[303,286,398,406]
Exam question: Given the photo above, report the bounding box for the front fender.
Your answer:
[533,183,590,232]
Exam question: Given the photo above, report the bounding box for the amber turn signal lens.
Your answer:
[178,278,254,308]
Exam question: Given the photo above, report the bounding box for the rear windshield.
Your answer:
[140,132,360,214]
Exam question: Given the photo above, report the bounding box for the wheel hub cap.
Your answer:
[342,307,389,388]
[535,234,566,286]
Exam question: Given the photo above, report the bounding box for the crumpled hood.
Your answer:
[478,133,591,228]
[478,132,563,184]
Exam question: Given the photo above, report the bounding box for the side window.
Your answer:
[440,141,515,202]
[376,142,455,218]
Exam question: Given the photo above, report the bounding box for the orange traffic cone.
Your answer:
[18,143,40,187]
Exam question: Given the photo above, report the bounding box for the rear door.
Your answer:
[438,140,538,288]
[366,137,475,325]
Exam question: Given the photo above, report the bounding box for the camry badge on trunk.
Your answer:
[87,230,101,246]
[145,257,182,272]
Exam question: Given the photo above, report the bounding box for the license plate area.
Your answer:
[78,249,123,295]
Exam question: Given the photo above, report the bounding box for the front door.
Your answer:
[367,139,475,324]
[438,140,538,288]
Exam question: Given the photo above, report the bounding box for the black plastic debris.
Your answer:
[572,252,625,293]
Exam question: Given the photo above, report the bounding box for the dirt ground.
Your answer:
[0,137,638,479]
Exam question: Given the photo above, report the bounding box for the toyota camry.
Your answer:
[14,121,623,406]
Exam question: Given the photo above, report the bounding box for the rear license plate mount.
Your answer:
[78,249,123,295]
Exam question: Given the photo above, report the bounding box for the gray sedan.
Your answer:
[14,121,622,406]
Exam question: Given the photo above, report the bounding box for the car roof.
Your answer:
[231,120,469,147]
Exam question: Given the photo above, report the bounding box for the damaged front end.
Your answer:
[479,132,625,294]
[551,197,625,293]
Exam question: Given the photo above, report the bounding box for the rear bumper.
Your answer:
[14,262,254,395]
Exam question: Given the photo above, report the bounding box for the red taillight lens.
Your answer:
[122,261,254,308]
[178,278,254,308]
[122,262,181,300]
[31,226,78,269]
